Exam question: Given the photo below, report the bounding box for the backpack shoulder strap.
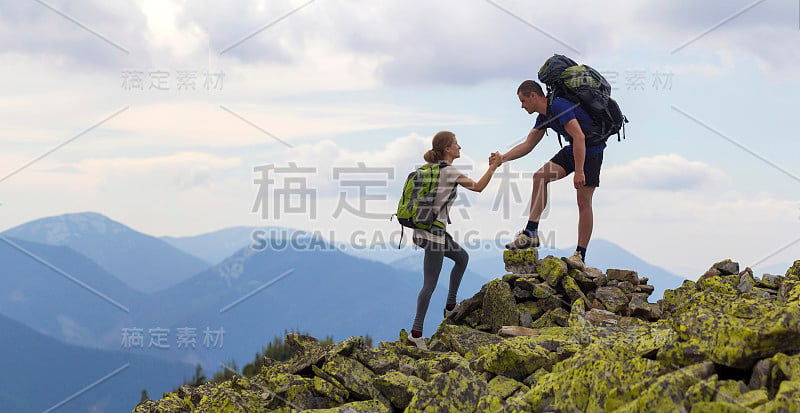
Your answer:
[434,162,458,225]
[545,96,565,148]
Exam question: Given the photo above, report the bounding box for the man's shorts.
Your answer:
[550,146,604,187]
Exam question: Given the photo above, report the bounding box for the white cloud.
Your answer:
[603,154,730,191]
[2,0,797,85]
[76,151,242,192]
[136,0,208,61]
[100,100,489,149]
[1,0,798,280]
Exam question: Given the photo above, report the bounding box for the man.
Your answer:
[490,80,606,268]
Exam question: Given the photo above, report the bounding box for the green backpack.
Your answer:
[393,162,457,246]
[538,54,628,147]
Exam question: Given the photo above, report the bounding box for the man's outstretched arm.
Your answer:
[498,127,546,164]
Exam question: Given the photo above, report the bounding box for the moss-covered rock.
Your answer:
[772,379,800,409]
[671,304,800,369]
[354,345,400,375]
[529,309,560,328]
[472,337,557,381]
[432,324,503,359]
[139,256,800,413]
[133,392,191,413]
[515,300,543,327]
[607,269,639,284]
[277,333,330,375]
[736,388,769,409]
[685,374,719,405]
[561,274,589,309]
[312,375,349,405]
[283,377,337,410]
[713,259,740,276]
[773,352,800,380]
[569,268,597,290]
[529,282,557,299]
[757,273,783,289]
[628,293,655,319]
[779,279,800,305]
[487,375,526,399]
[689,401,749,413]
[697,275,740,296]
[304,399,390,412]
[184,378,275,413]
[523,340,663,412]
[713,379,746,403]
[611,361,714,412]
[406,365,489,413]
[413,352,469,381]
[503,248,538,274]
[595,286,629,313]
[659,280,698,316]
[320,355,380,400]
[481,279,519,333]
[372,370,425,410]
[785,260,800,281]
[629,323,678,358]
[537,255,568,286]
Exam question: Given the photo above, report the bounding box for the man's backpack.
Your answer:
[393,162,457,247]
[538,54,628,147]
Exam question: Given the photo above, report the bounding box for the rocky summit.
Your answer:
[134,253,800,412]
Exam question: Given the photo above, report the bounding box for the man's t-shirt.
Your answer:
[534,97,606,156]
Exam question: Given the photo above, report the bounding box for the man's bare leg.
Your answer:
[576,186,596,249]
[506,161,567,250]
[530,161,568,222]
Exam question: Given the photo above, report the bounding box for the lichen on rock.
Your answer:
[135,257,800,413]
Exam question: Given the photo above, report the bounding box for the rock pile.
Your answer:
[447,250,662,336]
[134,257,800,413]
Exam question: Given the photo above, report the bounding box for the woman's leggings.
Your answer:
[412,232,469,333]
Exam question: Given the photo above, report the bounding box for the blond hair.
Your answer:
[423,131,455,163]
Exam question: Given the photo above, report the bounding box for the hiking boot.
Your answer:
[444,303,462,319]
[505,231,540,250]
[406,335,427,350]
[564,250,586,270]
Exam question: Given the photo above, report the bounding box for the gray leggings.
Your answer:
[412,232,469,333]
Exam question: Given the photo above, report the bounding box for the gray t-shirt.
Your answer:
[413,163,463,245]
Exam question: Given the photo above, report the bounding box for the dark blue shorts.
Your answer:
[550,146,604,187]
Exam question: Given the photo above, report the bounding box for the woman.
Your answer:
[407,131,501,349]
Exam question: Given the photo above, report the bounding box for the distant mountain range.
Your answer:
[0,237,141,348]
[161,225,288,266]
[0,313,194,413]
[4,211,789,412]
[0,212,487,369]
[134,235,488,368]
[3,212,210,293]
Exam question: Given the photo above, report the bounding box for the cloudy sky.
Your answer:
[1,0,799,277]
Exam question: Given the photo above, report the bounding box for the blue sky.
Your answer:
[1,0,799,276]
